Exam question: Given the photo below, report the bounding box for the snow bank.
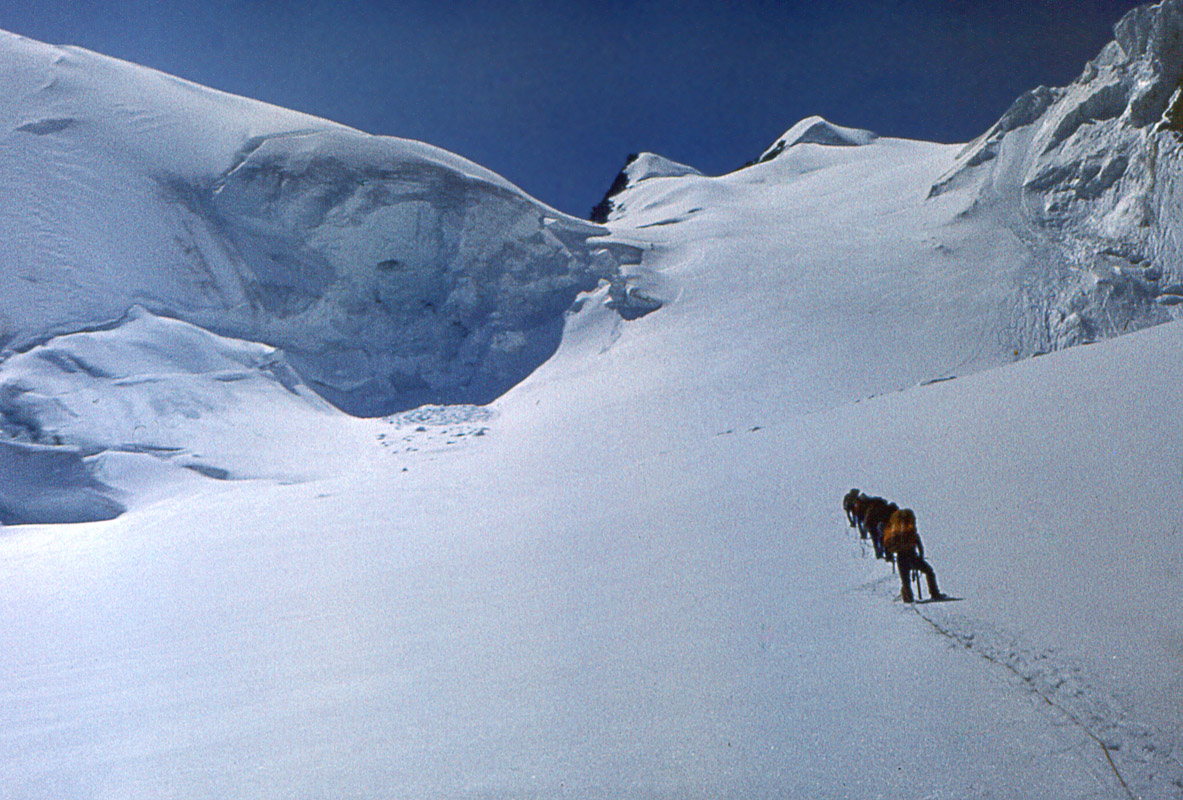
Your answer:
[0,308,360,484]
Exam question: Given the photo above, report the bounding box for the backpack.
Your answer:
[863,498,893,531]
[882,508,919,554]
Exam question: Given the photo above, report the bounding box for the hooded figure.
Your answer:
[882,508,944,603]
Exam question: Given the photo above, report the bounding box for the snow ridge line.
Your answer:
[910,606,1183,800]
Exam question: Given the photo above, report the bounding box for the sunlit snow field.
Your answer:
[4,8,1183,798]
[5,303,1183,798]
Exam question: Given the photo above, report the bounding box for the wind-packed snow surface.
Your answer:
[3,2,1183,798]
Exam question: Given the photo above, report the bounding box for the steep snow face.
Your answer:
[930,0,1183,351]
[0,30,642,416]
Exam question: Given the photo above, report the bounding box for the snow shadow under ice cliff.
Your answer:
[160,131,650,416]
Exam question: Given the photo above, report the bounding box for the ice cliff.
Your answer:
[0,30,645,417]
[930,0,1183,349]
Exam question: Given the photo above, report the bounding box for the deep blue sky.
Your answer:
[0,0,1147,218]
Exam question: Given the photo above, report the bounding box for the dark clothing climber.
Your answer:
[842,488,861,528]
[896,549,941,603]
[862,498,897,560]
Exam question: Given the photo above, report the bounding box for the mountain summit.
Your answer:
[754,116,879,163]
[589,152,703,222]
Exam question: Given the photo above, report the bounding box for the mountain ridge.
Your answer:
[595,0,1183,360]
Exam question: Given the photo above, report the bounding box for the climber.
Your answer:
[852,494,879,539]
[842,488,862,528]
[861,496,897,559]
[882,508,945,603]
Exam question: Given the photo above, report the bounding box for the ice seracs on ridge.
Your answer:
[925,0,1183,351]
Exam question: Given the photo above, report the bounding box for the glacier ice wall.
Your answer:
[0,439,124,524]
[929,0,1183,352]
[0,31,645,416]
[165,130,643,415]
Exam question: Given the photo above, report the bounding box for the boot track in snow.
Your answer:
[909,605,1183,800]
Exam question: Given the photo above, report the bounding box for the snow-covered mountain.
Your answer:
[4,3,1183,798]
[933,0,1183,349]
[589,152,704,221]
[755,115,878,160]
[0,30,646,418]
[588,128,1027,425]
[600,0,1183,365]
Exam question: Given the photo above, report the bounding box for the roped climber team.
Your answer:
[843,488,945,603]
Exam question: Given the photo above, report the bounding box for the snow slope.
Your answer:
[4,304,1183,799]
[0,308,354,482]
[3,3,1183,798]
[598,0,1183,367]
[590,132,1028,425]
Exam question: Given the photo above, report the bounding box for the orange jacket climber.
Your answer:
[883,508,944,603]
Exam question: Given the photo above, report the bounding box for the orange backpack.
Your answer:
[882,508,919,554]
